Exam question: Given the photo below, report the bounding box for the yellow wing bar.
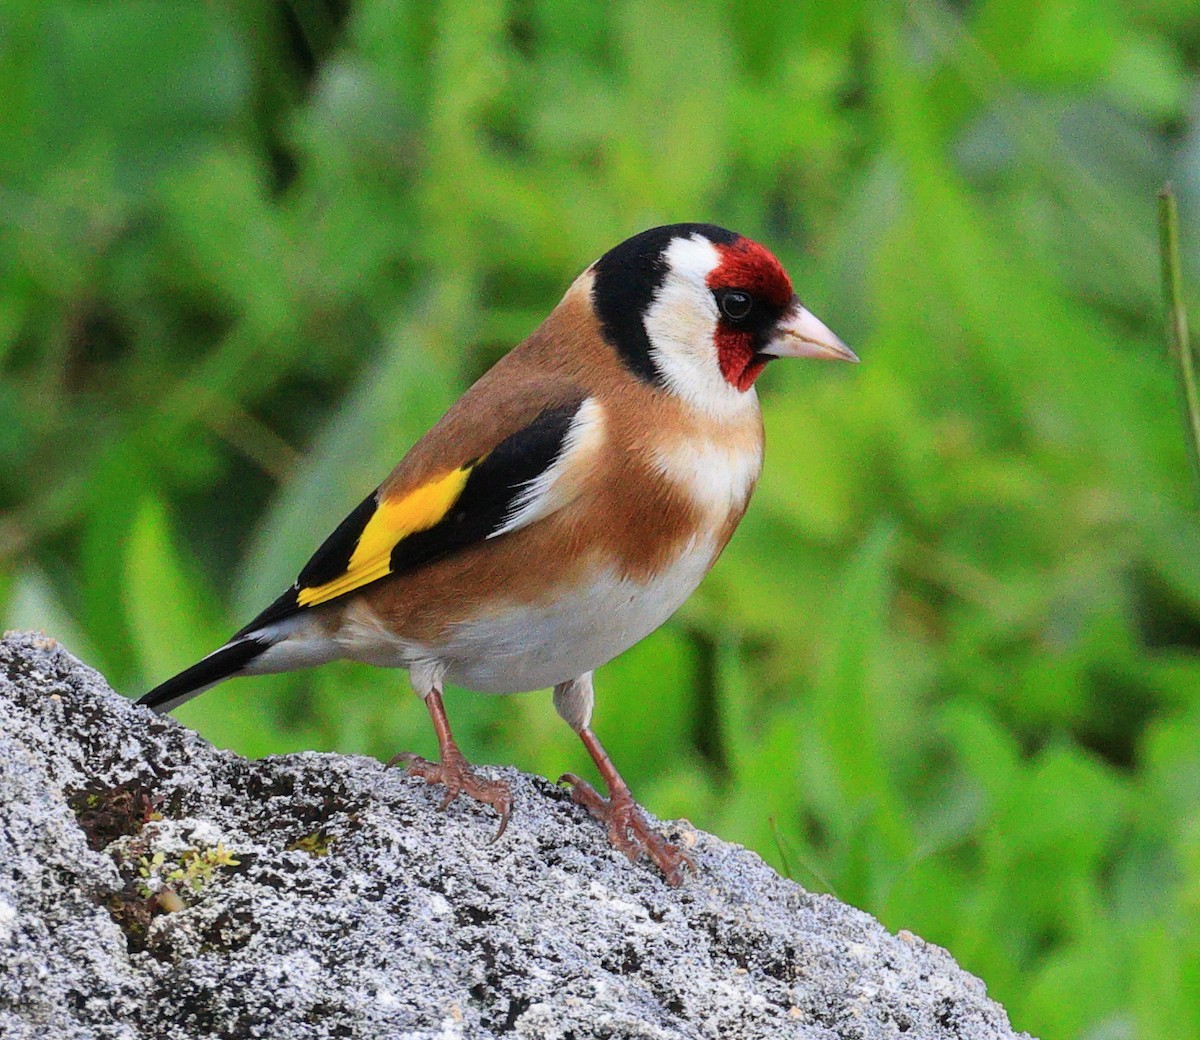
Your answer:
[296,464,474,608]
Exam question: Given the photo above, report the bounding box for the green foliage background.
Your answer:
[3,1,1200,1035]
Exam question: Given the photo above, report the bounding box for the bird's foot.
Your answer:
[389,747,513,842]
[559,773,694,887]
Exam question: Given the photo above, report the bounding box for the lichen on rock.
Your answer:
[0,632,1032,1040]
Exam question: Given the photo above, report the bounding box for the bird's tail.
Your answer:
[137,636,272,714]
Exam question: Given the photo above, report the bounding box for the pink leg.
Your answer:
[388,688,513,841]
[560,727,694,886]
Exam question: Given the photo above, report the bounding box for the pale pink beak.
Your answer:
[761,302,859,363]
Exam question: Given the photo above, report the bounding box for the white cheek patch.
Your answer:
[643,235,758,419]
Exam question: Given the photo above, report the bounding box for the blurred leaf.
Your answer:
[121,496,221,682]
[2,565,99,666]
[808,521,909,850]
[38,1,248,189]
[234,321,459,615]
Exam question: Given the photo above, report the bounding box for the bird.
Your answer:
[140,223,857,885]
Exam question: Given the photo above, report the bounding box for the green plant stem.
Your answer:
[767,816,794,880]
[1158,185,1200,500]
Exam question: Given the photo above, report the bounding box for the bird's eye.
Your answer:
[719,289,754,322]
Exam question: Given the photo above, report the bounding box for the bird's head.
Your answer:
[589,224,856,413]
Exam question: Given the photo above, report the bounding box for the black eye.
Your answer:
[718,289,754,322]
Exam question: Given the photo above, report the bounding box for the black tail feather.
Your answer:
[138,638,269,714]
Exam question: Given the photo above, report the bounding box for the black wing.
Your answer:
[236,397,587,637]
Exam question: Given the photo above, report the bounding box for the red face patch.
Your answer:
[706,237,794,391]
[714,333,770,392]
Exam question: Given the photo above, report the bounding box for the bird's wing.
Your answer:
[237,380,601,637]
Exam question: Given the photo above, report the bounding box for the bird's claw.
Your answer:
[397,748,513,842]
[558,773,694,886]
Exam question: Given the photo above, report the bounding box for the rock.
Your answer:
[0,632,1031,1040]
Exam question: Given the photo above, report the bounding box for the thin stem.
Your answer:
[1158,185,1200,500]
[767,816,794,880]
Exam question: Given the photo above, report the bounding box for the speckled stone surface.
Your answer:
[0,632,1031,1040]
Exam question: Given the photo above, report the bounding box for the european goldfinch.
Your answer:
[141,224,857,885]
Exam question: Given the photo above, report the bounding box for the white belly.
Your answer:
[441,539,716,692]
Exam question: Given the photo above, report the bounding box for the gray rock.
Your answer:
[0,632,1031,1040]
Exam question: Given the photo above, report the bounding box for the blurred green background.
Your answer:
[3,1,1200,1036]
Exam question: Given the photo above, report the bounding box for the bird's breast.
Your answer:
[649,429,764,521]
[435,424,764,692]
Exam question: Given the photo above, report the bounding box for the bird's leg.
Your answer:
[560,727,695,887]
[388,687,513,841]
